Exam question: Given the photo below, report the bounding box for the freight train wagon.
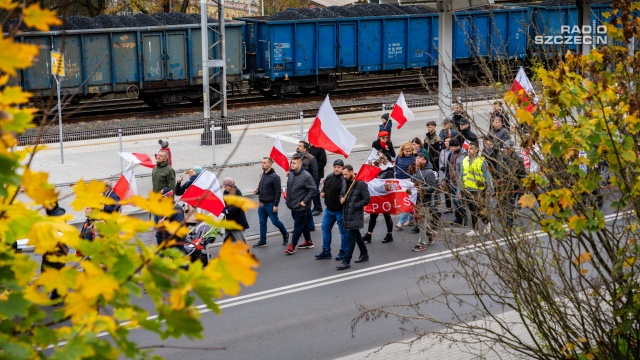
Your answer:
[16,21,245,107]
[238,6,530,98]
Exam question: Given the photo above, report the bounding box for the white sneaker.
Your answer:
[465,230,479,237]
[404,219,413,226]
[483,223,492,235]
[396,221,404,229]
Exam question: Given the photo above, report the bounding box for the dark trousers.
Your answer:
[312,179,322,211]
[462,190,490,230]
[344,229,368,264]
[291,210,311,246]
[367,213,393,233]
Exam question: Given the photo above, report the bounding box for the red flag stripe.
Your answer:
[309,117,350,158]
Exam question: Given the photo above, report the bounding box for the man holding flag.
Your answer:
[336,165,370,270]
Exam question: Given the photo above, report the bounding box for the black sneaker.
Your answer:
[253,241,267,248]
[362,233,372,243]
[411,226,420,233]
[282,232,289,246]
[336,262,351,270]
[315,250,332,260]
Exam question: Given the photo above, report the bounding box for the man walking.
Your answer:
[336,165,371,270]
[459,142,494,237]
[411,153,438,251]
[296,141,319,231]
[285,154,317,254]
[152,150,176,194]
[316,160,347,260]
[495,140,526,229]
[253,157,289,247]
[444,138,468,226]
[309,144,327,216]
[423,120,442,172]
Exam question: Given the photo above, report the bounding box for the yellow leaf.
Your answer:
[195,213,243,230]
[169,287,190,310]
[71,179,112,211]
[224,195,258,211]
[22,169,58,207]
[0,74,10,86]
[22,4,62,32]
[576,337,587,343]
[516,108,534,126]
[518,193,537,209]
[204,241,259,296]
[0,86,32,105]
[125,193,176,217]
[573,252,592,265]
[504,91,517,107]
[624,257,636,268]
[76,261,120,301]
[585,354,595,360]
[35,267,78,297]
[0,0,16,10]
[581,269,589,275]
[27,221,77,254]
[158,220,189,239]
[0,35,39,76]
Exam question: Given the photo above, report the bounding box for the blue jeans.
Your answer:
[399,212,414,224]
[291,210,311,246]
[449,184,466,223]
[257,203,288,243]
[321,209,348,252]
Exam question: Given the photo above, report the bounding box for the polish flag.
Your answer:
[390,92,414,129]
[364,178,417,215]
[180,170,225,216]
[308,96,356,158]
[113,166,138,200]
[462,139,470,150]
[510,66,535,112]
[118,152,155,168]
[356,148,392,182]
[269,136,290,172]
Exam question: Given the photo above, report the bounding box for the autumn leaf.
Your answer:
[22,4,62,32]
[195,213,244,230]
[204,241,259,296]
[158,220,189,240]
[624,257,636,268]
[224,195,258,211]
[0,0,16,10]
[516,108,534,126]
[0,35,39,76]
[22,169,58,207]
[125,193,176,217]
[1,107,36,132]
[573,252,592,265]
[27,221,77,254]
[0,86,32,105]
[518,193,537,209]
[567,215,587,233]
[71,179,113,211]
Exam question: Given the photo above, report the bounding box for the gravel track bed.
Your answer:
[20,85,506,143]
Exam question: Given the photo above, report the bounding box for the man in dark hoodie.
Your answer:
[253,157,289,248]
[336,165,371,270]
[285,154,317,255]
[296,141,319,231]
[316,159,347,260]
[457,117,479,144]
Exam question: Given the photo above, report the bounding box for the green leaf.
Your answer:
[0,291,31,317]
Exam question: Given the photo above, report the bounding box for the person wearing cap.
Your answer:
[410,152,438,251]
[372,131,396,164]
[457,117,479,144]
[315,159,347,260]
[452,103,470,131]
[379,113,393,140]
[158,139,172,166]
[443,138,468,226]
[253,157,289,248]
[222,177,250,243]
[439,118,459,143]
[155,187,186,249]
[495,139,526,228]
[459,141,494,237]
[176,166,202,196]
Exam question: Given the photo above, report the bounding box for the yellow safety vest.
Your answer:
[462,156,486,190]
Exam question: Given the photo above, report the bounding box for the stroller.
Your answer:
[183,222,220,266]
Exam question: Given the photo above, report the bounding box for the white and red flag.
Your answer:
[356,148,392,182]
[390,92,414,129]
[269,136,290,172]
[364,178,417,215]
[510,66,536,112]
[180,170,225,216]
[308,96,356,158]
[112,166,138,200]
[462,139,470,150]
[117,152,155,168]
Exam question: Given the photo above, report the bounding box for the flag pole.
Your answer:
[343,149,381,199]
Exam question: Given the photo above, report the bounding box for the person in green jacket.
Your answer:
[152,150,176,194]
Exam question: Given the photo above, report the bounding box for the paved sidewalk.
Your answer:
[337,309,532,360]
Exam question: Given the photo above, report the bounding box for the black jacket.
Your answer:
[458,128,479,144]
[103,190,121,213]
[372,140,396,162]
[410,163,437,204]
[175,174,198,196]
[342,179,370,230]
[286,169,316,211]
[223,187,250,230]
[321,173,346,212]
[256,168,282,206]
[496,151,526,193]
[155,203,186,245]
[299,151,319,183]
[309,146,327,179]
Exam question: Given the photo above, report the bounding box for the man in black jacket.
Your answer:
[316,159,347,260]
[337,165,371,270]
[296,141,319,231]
[285,154,317,255]
[309,144,327,216]
[457,117,479,144]
[253,157,289,247]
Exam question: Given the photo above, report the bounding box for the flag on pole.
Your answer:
[308,96,356,158]
[113,166,138,200]
[356,148,392,182]
[180,170,225,216]
[510,66,536,112]
[390,92,414,129]
[117,152,155,168]
[364,178,417,215]
[269,136,290,172]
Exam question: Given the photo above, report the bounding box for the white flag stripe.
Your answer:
[317,96,357,155]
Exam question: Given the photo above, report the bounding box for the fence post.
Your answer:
[211,119,216,166]
[118,128,123,173]
[300,111,304,139]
